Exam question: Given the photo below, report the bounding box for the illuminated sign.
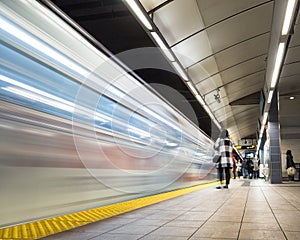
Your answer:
[235,145,255,149]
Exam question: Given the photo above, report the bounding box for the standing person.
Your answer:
[232,154,237,179]
[214,129,234,189]
[286,150,295,181]
[236,159,242,178]
[253,157,259,179]
[248,158,254,179]
[242,158,248,179]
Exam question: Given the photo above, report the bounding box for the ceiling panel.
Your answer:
[214,105,233,121]
[215,33,269,71]
[139,0,167,12]
[219,55,266,85]
[237,123,258,136]
[188,56,219,83]
[197,0,268,27]
[153,0,204,46]
[281,62,300,78]
[279,75,300,96]
[195,74,223,95]
[206,2,273,53]
[232,105,259,122]
[289,19,300,47]
[224,116,237,126]
[171,31,213,68]
[205,87,229,105]
[236,127,256,139]
[227,81,263,104]
[296,11,300,24]
[227,104,259,133]
[279,98,300,127]
[285,45,300,64]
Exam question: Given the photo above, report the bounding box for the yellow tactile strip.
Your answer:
[0,181,217,239]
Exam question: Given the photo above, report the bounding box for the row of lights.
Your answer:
[124,0,221,130]
[256,0,298,156]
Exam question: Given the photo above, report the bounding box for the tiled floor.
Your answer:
[42,179,300,240]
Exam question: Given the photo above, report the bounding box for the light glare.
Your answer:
[271,42,285,88]
[125,0,152,30]
[172,62,189,81]
[267,90,274,103]
[282,0,296,35]
[151,32,175,61]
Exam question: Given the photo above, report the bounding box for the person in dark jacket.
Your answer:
[214,129,233,189]
[286,150,295,181]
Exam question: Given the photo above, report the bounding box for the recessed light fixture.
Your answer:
[172,61,189,81]
[282,0,297,35]
[125,0,153,30]
[271,42,285,88]
[289,96,295,100]
[267,90,274,103]
[150,32,175,62]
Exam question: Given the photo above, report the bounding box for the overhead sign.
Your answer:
[235,145,255,150]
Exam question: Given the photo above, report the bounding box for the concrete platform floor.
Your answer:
[42,178,300,240]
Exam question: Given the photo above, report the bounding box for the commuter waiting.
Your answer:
[253,157,259,179]
[236,159,242,178]
[242,158,248,178]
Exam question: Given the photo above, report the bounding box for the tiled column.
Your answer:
[269,89,282,183]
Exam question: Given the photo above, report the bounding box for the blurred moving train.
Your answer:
[0,0,216,228]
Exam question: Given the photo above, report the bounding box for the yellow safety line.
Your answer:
[0,181,218,239]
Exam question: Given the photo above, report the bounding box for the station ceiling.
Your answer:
[47,0,300,144]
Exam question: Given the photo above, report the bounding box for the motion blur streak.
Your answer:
[0,0,216,228]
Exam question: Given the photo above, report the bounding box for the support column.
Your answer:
[269,89,282,183]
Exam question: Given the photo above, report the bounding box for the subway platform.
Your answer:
[41,179,300,240]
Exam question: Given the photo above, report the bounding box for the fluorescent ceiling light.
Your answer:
[258,112,267,139]
[195,94,205,106]
[267,90,274,103]
[151,32,175,62]
[186,82,198,96]
[257,139,261,150]
[271,42,285,88]
[259,124,265,138]
[125,0,152,30]
[172,62,189,81]
[282,0,296,35]
[262,112,268,126]
[289,96,295,100]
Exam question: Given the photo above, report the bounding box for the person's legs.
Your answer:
[224,167,230,187]
[216,166,223,189]
[288,174,294,181]
[244,169,248,178]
